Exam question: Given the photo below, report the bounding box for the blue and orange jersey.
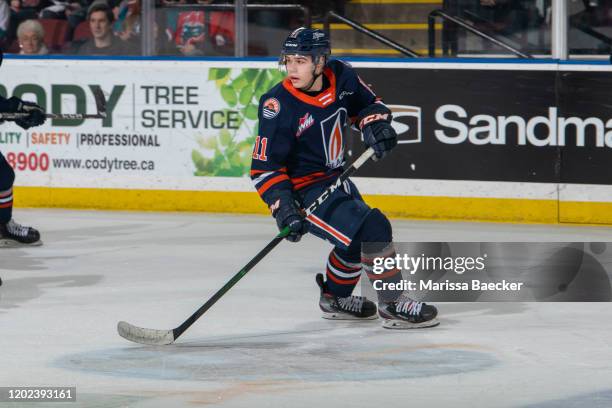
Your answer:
[250,59,381,206]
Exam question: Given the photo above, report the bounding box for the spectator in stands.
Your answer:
[36,1,97,40]
[8,0,51,42]
[165,6,207,55]
[113,0,139,41]
[74,1,129,55]
[11,0,52,17]
[16,19,48,54]
[160,0,234,56]
[64,1,91,36]
[0,1,10,45]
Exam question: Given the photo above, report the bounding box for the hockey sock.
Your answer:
[0,187,13,223]
[0,153,15,223]
[325,249,362,297]
[363,242,403,303]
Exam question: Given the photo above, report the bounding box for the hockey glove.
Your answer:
[358,104,397,160]
[6,97,46,130]
[268,190,309,243]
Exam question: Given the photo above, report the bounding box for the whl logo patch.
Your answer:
[296,112,315,138]
[320,108,347,169]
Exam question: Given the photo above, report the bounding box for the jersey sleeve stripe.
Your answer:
[256,174,291,195]
[252,171,276,186]
[250,167,287,176]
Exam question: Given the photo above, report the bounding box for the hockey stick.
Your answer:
[117,147,376,345]
[0,87,107,120]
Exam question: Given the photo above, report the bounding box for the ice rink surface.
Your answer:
[2,209,612,408]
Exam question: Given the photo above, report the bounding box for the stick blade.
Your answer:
[117,321,175,345]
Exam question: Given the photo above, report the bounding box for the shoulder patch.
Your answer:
[262,97,281,119]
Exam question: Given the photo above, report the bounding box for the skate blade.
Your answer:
[0,239,43,248]
[382,318,440,329]
[322,312,378,321]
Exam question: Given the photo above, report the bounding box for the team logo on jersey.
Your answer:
[262,98,281,119]
[320,108,347,169]
[296,112,315,138]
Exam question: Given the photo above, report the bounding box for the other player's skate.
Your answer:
[316,273,378,320]
[378,294,439,329]
[0,219,42,247]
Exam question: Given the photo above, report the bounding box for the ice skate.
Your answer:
[378,294,439,329]
[0,219,42,247]
[316,273,378,320]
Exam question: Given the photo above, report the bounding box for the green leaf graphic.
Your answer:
[220,84,237,107]
[244,69,259,82]
[208,68,218,81]
[219,129,232,147]
[231,73,248,92]
[244,104,258,120]
[194,68,279,177]
[214,68,231,80]
[239,85,254,106]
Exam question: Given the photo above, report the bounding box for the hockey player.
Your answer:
[250,28,439,329]
[0,50,46,248]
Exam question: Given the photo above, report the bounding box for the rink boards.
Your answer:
[2,57,612,224]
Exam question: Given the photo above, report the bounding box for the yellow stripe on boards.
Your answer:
[13,186,270,214]
[364,195,558,224]
[13,186,600,225]
[312,23,442,30]
[559,201,612,225]
[16,186,612,225]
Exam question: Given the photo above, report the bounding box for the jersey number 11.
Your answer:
[252,136,269,161]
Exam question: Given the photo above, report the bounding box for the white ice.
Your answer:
[2,209,612,407]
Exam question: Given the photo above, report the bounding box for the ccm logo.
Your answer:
[359,113,389,129]
[306,178,342,215]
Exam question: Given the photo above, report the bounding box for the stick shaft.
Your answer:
[0,88,106,121]
[171,147,376,340]
[0,113,105,120]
